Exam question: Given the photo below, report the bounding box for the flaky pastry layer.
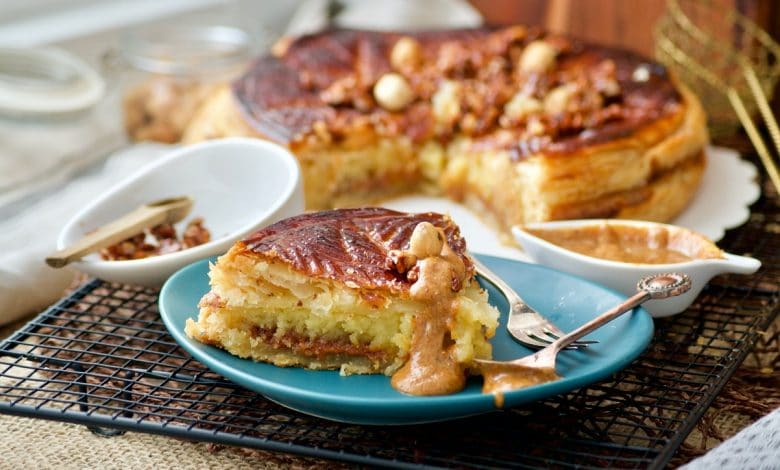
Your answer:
[182,27,709,228]
[184,244,498,375]
[184,81,706,227]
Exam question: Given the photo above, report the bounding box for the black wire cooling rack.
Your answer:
[0,187,778,469]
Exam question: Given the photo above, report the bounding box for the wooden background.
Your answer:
[468,0,780,117]
[469,0,780,58]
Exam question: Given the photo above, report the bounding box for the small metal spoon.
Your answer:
[45,196,193,268]
[476,273,692,396]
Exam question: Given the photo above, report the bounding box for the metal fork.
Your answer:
[476,273,692,393]
[471,256,596,350]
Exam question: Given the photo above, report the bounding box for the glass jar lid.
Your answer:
[120,25,252,77]
[0,47,105,117]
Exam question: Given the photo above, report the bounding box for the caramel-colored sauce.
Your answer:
[480,362,561,407]
[391,223,468,396]
[526,224,723,264]
[390,294,465,396]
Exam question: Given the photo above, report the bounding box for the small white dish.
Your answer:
[56,138,304,286]
[512,219,761,317]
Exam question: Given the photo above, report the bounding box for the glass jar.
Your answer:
[115,25,251,143]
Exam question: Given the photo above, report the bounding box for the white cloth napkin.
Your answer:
[0,83,124,325]
[0,143,168,325]
[681,406,780,470]
[0,97,125,209]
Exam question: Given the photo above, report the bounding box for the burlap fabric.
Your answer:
[0,315,338,469]
[0,311,776,468]
[669,313,780,467]
[0,414,332,469]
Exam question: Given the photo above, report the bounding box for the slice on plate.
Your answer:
[185,207,499,395]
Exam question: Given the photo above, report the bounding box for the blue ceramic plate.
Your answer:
[160,254,653,425]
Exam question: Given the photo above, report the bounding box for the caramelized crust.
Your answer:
[239,207,472,291]
[232,27,681,156]
[184,26,708,228]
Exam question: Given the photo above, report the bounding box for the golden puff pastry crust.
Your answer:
[183,27,708,227]
[184,208,499,378]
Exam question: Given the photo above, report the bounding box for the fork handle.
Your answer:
[550,291,651,353]
[473,258,539,322]
[471,257,525,306]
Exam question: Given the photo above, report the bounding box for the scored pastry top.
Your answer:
[232,27,682,158]
[239,208,472,291]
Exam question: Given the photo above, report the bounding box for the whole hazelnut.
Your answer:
[599,78,621,97]
[373,73,415,111]
[391,36,422,71]
[409,222,444,259]
[526,117,546,136]
[544,83,578,115]
[632,64,651,82]
[503,91,543,121]
[519,40,558,73]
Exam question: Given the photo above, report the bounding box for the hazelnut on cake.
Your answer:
[184,208,499,395]
[183,26,708,231]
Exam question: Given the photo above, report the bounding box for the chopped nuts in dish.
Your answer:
[100,217,211,261]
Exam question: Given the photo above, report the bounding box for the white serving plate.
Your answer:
[383,146,760,259]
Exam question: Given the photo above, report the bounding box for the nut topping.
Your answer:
[632,64,651,82]
[519,40,558,73]
[526,117,546,136]
[373,73,415,111]
[598,79,621,97]
[432,80,462,126]
[544,83,578,115]
[232,27,683,157]
[409,221,445,258]
[503,91,543,121]
[391,36,423,71]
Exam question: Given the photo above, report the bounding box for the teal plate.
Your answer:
[159,254,653,425]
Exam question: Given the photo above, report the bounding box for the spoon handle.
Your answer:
[549,272,692,353]
[45,197,193,268]
[45,206,169,268]
[550,291,651,354]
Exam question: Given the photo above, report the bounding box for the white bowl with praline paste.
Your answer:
[512,219,761,317]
